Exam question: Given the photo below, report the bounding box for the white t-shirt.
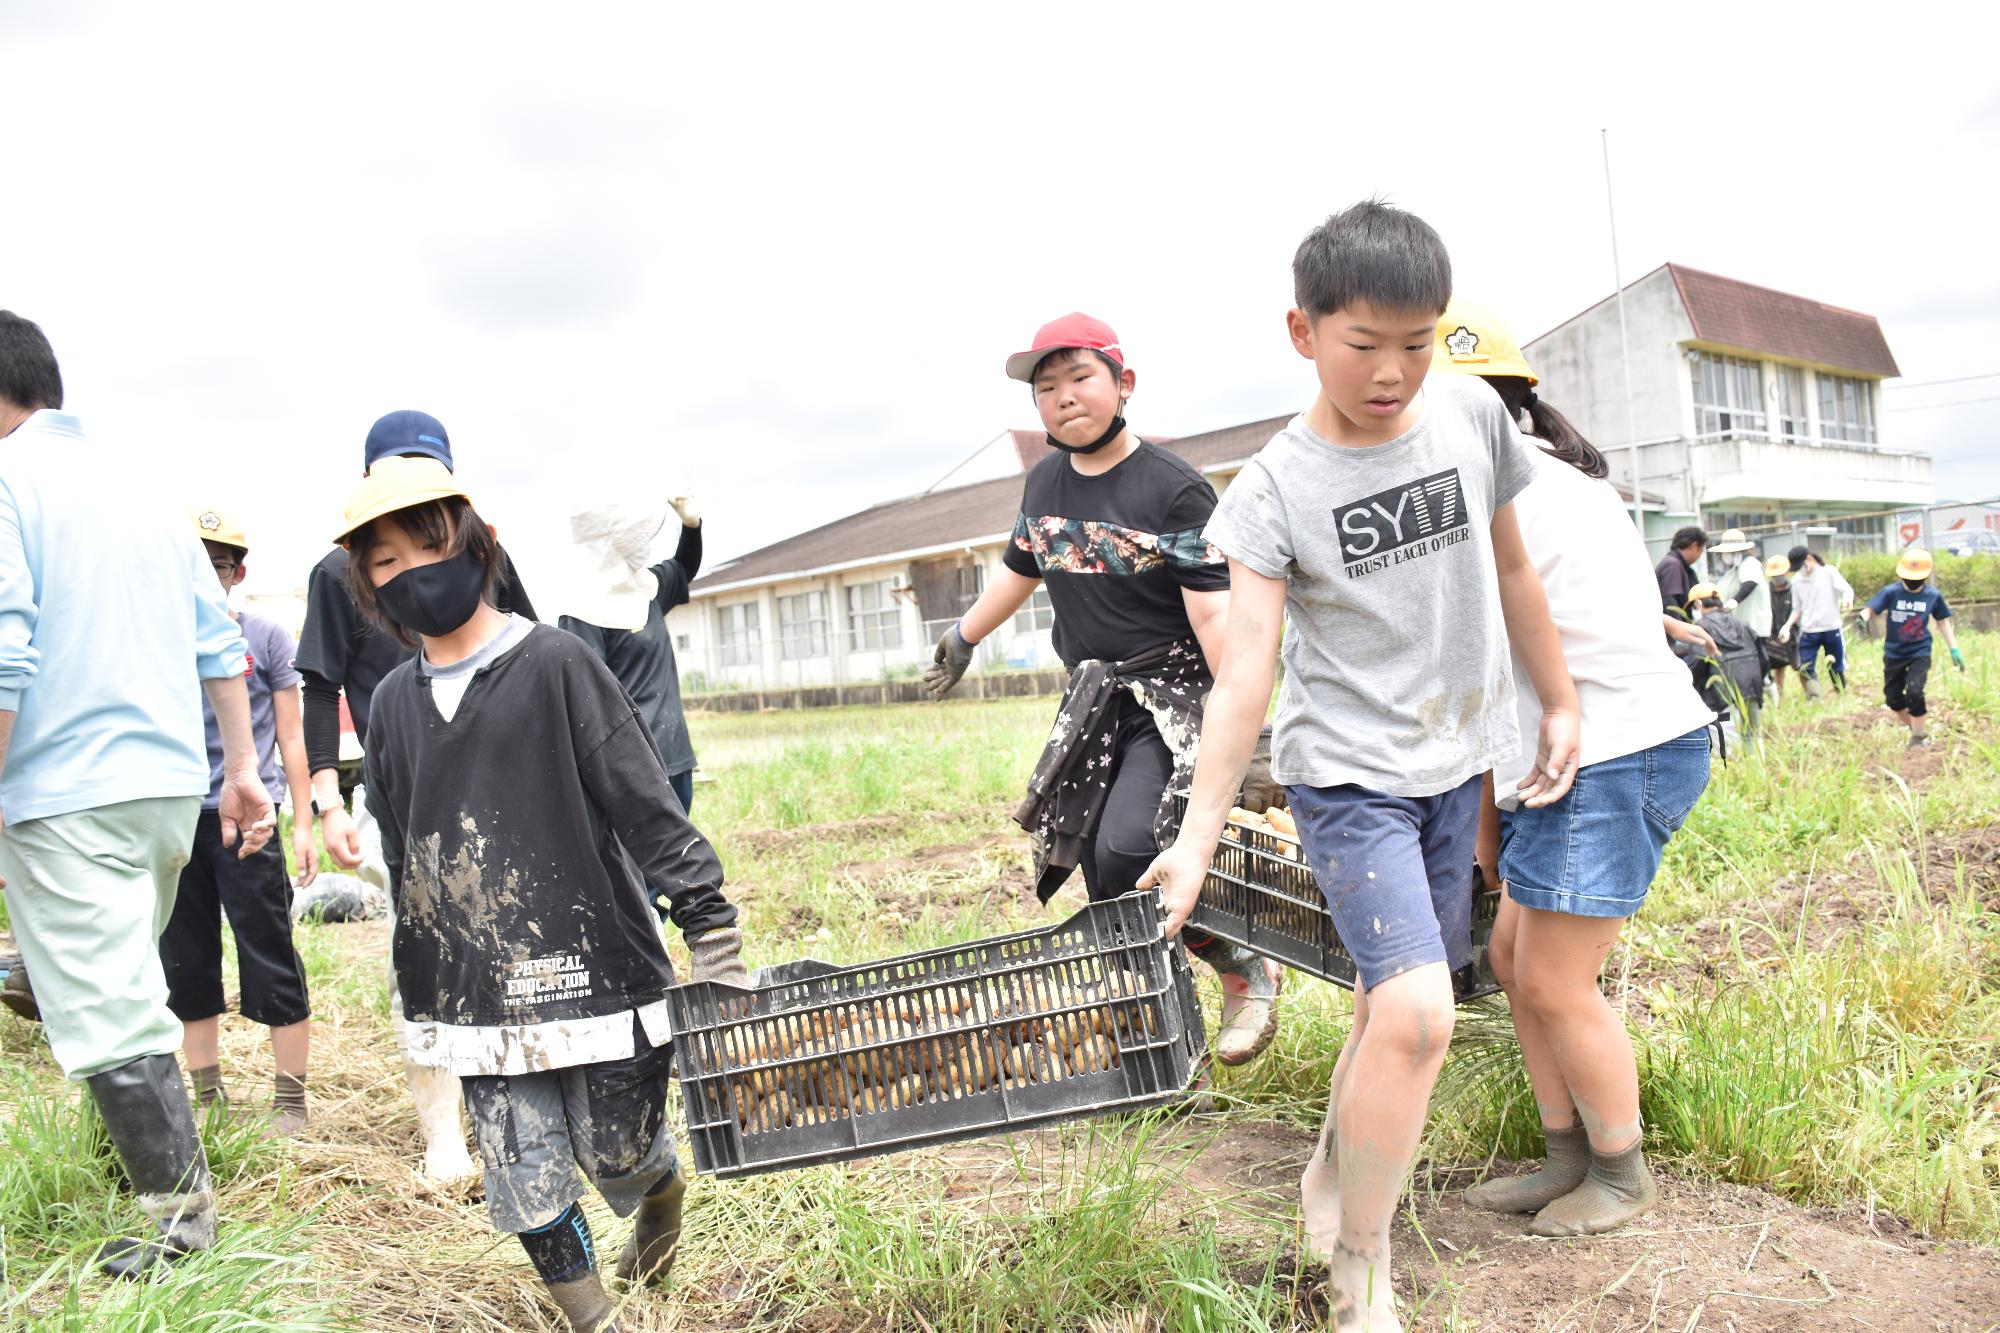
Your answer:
[1496,442,1714,808]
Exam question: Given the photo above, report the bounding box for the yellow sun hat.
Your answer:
[1764,554,1791,578]
[1895,547,1934,581]
[1686,583,1721,606]
[334,455,468,546]
[1433,298,1538,386]
[190,506,249,552]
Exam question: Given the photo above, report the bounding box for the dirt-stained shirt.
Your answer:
[1203,373,1538,798]
[364,622,735,1076]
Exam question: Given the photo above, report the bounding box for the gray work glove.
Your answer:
[1238,726,1282,813]
[686,926,752,989]
[921,622,976,701]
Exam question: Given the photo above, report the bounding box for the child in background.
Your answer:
[1145,203,1580,1331]
[1778,547,1853,697]
[1432,301,1712,1235]
[1681,583,1766,752]
[922,313,1282,1068]
[157,508,317,1134]
[1858,547,1964,748]
[1763,555,1797,702]
[340,459,750,1333]
[556,493,704,819]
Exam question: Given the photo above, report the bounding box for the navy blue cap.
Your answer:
[363,410,453,472]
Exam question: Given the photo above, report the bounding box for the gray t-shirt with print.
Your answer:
[1203,372,1540,797]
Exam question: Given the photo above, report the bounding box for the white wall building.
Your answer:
[1525,264,1931,559]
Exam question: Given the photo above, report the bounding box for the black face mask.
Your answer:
[1046,413,1127,456]
[1903,578,1929,594]
[376,546,488,638]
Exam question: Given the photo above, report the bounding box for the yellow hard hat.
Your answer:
[1434,298,1538,386]
[191,506,249,552]
[1896,547,1934,581]
[1764,554,1791,578]
[334,456,468,546]
[1686,583,1721,605]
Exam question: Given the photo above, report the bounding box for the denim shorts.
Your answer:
[1284,775,1482,992]
[1499,728,1710,919]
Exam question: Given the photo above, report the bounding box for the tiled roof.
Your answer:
[1668,264,1900,377]
[693,417,1285,593]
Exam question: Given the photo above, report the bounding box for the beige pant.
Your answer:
[0,796,200,1078]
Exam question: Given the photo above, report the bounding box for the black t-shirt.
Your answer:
[1654,551,1696,612]
[363,623,732,1032]
[1000,440,1229,667]
[559,526,701,778]
[295,545,537,747]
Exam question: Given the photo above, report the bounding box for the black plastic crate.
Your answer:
[1171,796,1502,1004]
[667,889,1206,1179]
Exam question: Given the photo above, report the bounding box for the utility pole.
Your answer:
[1602,128,1644,534]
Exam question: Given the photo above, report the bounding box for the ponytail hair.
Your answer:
[1481,376,1608,480]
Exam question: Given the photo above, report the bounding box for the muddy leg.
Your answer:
[1327,965,1454,1332]
[1301,985,1366,1260]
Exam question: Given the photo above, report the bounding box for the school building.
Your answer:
[668,416,1664,693]
[1524,264,1932,561]
[668,425,1255,692]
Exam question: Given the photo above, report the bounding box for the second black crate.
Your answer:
[1172,796,1502,1003]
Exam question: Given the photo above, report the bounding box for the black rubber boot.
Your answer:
[616,1169,687,1286]
[85,1053,217,1278]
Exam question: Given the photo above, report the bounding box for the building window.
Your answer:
[775,590,829,660]
[1817,374,1877,444]
[846,579,903,652]
[1012,583,1055,633]
[716,601,761,666]
[1776,365,1809,440]
[1689,351,1767,438]
[957,563,985,612]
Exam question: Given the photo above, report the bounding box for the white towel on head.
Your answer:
[554,499,672,631]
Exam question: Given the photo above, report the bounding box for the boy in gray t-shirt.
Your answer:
[1142,202,1580,1329]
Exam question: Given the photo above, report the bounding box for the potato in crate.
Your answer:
[1174,795,1502,1004]
[667,888,1206,1178]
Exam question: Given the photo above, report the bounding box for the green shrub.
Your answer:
[1836,551,2000,602]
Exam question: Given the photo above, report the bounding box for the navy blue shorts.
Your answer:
[1284,775,1482,992]
[1499,728,1710,919]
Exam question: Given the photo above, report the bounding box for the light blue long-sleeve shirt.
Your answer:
[0,410,248,825]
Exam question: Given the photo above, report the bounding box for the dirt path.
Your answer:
[933,1120,2000,1332]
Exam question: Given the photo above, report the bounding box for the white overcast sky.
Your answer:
[5,3,1997,596]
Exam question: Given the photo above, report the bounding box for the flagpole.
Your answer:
[1602,128,1644,533]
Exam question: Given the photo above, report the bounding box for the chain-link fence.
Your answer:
[1718,497,1999,561]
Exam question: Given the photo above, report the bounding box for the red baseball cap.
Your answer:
[1005,312,1126,383]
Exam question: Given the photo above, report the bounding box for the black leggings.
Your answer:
[1077,697,1174,903]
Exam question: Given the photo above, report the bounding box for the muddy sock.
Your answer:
[1530,1140,1657,1237]
[273,1073,307,1135]
[190,1065,226,1109]
[1464,1123,1588,1213]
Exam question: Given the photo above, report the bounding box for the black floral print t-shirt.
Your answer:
[1001,441,1230,667]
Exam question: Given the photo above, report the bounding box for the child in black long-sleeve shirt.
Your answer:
[556,495,704,819]
[336,458,749,1333]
